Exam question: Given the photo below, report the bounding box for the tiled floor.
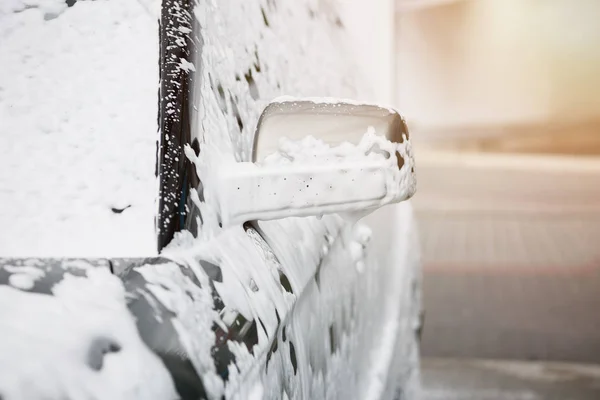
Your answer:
[414,155,600,364]
[417,211,600,363]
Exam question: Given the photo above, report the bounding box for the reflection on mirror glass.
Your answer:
[253,97,410,167]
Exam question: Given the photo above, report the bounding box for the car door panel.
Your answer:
[155,0,422,395]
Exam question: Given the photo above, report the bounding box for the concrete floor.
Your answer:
[422,358,600,400]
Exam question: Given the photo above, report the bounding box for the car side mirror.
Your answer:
[214,97,416,226]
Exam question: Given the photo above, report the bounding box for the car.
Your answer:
[0,0,422,399]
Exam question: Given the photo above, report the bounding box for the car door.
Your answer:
[157,0,421,398]
[248,203,421,400]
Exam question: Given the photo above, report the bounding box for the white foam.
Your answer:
[0,266,177,399]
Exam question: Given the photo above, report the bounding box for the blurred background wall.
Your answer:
[395,0,600,131]
[339,0,600,136]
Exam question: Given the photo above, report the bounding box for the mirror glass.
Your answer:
[252,97,410,166]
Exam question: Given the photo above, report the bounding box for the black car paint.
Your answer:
[0,256,259,399]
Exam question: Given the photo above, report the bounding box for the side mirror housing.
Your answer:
[214,97,416,226]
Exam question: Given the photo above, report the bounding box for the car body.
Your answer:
[0,0,422,399]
